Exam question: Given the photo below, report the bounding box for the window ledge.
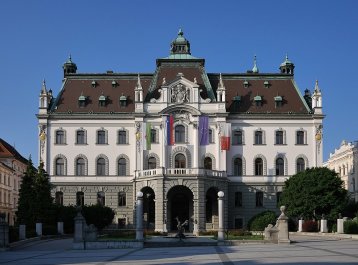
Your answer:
[54,143,67,145]
[75,143,88,146]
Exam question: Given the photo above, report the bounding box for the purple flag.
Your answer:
[199,116,209,145]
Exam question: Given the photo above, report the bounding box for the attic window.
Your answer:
[99,95,107,107]
[264,81,270,88]
[275,96,283,108]
[78,95,86,107]
[92,81,97,88]
[119,95,127,107]
[243,80,249,88]
[254,95,262,107]
[112,80,117,88]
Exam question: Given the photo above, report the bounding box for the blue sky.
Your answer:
[0,0,357,164]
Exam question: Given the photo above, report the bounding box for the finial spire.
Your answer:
[178,28,183,36]
[41,79,47,94]
[218,73,225,89]
[252,55,259,73]
[136,74,142,89]
[314,80,320,93]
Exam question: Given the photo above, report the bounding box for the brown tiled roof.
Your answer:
[52,75,152,113]
[0,138,28,165]
[208,74,310,114]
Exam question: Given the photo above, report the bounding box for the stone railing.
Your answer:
[135,168,226,178]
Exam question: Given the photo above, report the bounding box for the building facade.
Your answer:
[324,140,358,202]
[0,138,28,225]
[37,30,324,232]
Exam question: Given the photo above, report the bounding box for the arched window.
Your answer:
[276,158,284,176]
[234,158,243,176]
[118,158,126,176]
[255,158,263,176]
[175,125,185,143]
[76,158,85,176]
[55,158,64,175]
[76,192,84,206]
[55,191,63,205]
[296,158,305,173]
[148,157,156,169]
[97,158,106,176]
[204,157,212,170]
[97,191,105,206]
[175,153,186,168]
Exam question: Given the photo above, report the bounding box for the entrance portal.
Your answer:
[167,185,193,232]
[141,187,155,230]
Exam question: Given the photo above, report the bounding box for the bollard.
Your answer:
[217,191,225,241]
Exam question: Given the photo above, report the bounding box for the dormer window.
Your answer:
[99,95,107,107]
[264,81,270,88]
[112,80,117,88]
[274,96,283,108]
[243,80,249,88]
[119,95,127,107]
[91,80,97,88]
[254,95,262,107]
[78,95,87,107]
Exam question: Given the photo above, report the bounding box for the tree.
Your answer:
[280,167,348,221]
[16,158,36,226]
[33,162,54,224]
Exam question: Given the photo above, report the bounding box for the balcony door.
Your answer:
[175,153,186,168]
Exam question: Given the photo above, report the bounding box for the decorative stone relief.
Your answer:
[171,83,190,103]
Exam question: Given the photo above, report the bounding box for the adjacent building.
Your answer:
[324,140,358,202]
[0,138,28,225]
[37,30,324,232]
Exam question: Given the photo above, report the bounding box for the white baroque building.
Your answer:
[324,140,358,202]
[37,30,324,232]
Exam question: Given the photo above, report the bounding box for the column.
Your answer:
[36,222,42,237]
[217,191,225,241]
[193,117,198,168]
[136,192,144,241]
[298,219,303,232]
[57,221,64,235]
[19,225,26,240]
[337,218,344,234]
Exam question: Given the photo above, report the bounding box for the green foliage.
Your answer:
[344,220,358,234]
[82,204,115,231]
[342,200,358,219]
[247,211,277,231]
[16,158,36,225]
[280,167,348,221]
[54,205,77,234]
[9,226,19,243]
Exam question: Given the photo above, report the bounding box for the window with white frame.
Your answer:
[97,130,107,144]
[55,130,65,144]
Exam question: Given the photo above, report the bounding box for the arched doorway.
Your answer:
[206,187,218,229]
[141,187,155,230]
[167,185,193,232]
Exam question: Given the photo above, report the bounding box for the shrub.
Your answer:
[9,226,19,243]
[199,230,217,236]
[229,229,252,236]
[302,220,318,232]
[331,223,337,233]
[43,224,57,235]
[344,220,358,234]
[82,204,115,231]
[247,211,277,231]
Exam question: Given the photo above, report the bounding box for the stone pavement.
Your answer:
[1,235,358,264]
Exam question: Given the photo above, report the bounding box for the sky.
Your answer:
[0,0,357,164]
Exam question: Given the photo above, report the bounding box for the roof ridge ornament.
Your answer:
[314,80,321,93]
[252,55,259,73]
[41,79,47,94]
[218,73,225,90]
[136,74,142,90]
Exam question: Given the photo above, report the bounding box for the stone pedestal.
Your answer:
[36,223,42,236]
[298,219,303,232]
[0,217,9,249]
[337,219,344,234]
[320,219,328,233]
[277,206,290,244]
[19,225,26,240]
[217,191,224,241]
[136,192,144,241]
[74,211,85,243]
[57,222,64,235]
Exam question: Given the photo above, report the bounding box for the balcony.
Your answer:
[135,168,227,179]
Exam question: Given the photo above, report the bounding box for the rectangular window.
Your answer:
[97,130,106,144]
[255,131,263,145]
[118,130,127,144]
[276,192,282,206]
[56,130,65,144]
[234,192,242,207]
[76,192,84,207]
[234,218,243,229]
[76,130,85,144]
[275,131,284,145]
[118,192,126,206]
[233,130,243,145]
[296,131,305,145]
[209,129,214,143]
[150,129,156,143]
[256,191,263,207]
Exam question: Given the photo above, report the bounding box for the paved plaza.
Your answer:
[1,235,358,265]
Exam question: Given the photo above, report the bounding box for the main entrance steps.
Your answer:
[144,233,217,248]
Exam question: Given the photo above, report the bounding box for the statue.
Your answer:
[175,216,188,239]
[171,84,189,103]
